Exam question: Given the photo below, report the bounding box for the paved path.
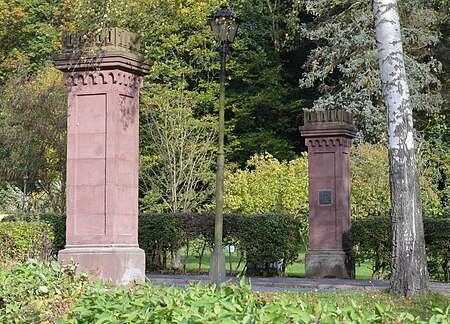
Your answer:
[147,274,450,295]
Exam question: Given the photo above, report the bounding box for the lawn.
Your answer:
[164,247,376,280]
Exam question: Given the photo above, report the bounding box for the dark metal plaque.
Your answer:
[318,190,332,206]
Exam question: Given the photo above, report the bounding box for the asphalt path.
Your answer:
[146,274,450,295]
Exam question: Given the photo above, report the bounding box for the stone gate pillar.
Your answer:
[300,110,356,279]
[54,28,152,284]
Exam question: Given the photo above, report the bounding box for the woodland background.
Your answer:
[0,0,448,220]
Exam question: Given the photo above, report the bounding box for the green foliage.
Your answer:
[236,214,303,275]
[350,144,391,219]
[349,217,392,279]
[138,213,185,270]
[224,152,309,217]
[295,0,443,142]
[0,0,62,84]
[350,216,450,281]
[419,114,450,216]
[59,278,450,323]
[139,213,303,276]
[139,90,217,213]
[351,143,444,219]
[0,67,67,212]
[424,218,450,282]
[0,259,88,323]
[0,260,448,322]
[3,213,66,258]
[0,221,53,262]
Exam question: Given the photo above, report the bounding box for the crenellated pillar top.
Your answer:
[54,28,152,76]
[300,109,357,139]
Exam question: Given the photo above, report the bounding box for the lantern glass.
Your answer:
[208,5,240,44]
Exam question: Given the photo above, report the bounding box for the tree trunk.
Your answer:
[373,0,429,297]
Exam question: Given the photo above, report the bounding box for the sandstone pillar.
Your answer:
[300,110,356,279]
[54,28,152,284]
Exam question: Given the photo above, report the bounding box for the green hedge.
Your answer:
[1,213,66,259]
[350,216,450,281]
[138,213,303,276]
[0,221,54,262]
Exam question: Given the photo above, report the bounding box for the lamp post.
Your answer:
[208,4,240,287]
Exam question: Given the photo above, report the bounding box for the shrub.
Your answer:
[0,221,54,262]
[351,143,443,219]
[0,259,88,323]
[138,213,185,270]
[234,214,302,276]
[60,278,449,323]
[2,212,66,258]
[139,213,303,276]
[424,218,450,281]
[1,260,449,323]
[350,216,450,281]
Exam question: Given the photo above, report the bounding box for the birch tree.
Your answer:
[373,0,429,296]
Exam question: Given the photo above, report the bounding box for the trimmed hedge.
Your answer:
[350,216,450,281]
[1,213,66,259]
[138,213,303,276]
[0,221,54,262]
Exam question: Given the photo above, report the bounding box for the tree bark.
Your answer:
[373,0,429,296]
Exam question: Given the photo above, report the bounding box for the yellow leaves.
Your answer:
[224,152,309,216]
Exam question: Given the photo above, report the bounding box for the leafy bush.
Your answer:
[60,278,449,323]
[2,212,66,258]
[138,213,185,270]
[139,213,303,276]
[0,221,54,262]
[424,218,450,281]
[1,260,449,323]
[349,216,392,279]
[0,259,88,323]
[350,143,443,219]
[350,216,450,281]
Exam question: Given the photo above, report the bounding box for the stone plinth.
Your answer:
[300,110,356,279]
[54,28,152,284]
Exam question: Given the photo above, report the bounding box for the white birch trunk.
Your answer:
[373,0,429,296]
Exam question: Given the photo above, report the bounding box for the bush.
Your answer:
[0,259,88,323]
[139,213,303,276]
[424,218,450,281]
[2,213,66,258]
[60,279,450,323]
[0,221,54,262]
[235,214,302,276]
[350,216,450,281]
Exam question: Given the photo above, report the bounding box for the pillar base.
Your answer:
[58,245,145,285]
[305,250,354,279]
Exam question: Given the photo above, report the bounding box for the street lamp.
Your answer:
[208,4,240,287]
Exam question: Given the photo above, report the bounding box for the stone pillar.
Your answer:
[54,28,152,285]
[300,110,356,279]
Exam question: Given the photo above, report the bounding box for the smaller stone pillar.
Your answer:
[54,28,152,284]
[300,110,356,279]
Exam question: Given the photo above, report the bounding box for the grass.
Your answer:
[157,248,377,280]
[257,290,450,321]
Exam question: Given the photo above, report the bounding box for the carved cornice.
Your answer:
[64,71,143,89]
[61,28,143,55]
[306,137,353,148]
[53,28,152,76]
[300,109,357,139]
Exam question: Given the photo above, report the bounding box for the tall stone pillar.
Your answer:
[54,28,152,284]
[300,110,356,279]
